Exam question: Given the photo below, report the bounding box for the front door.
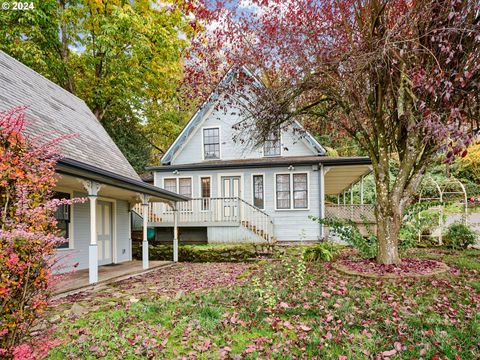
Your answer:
[221,176,241,219]
[96,201,113,265]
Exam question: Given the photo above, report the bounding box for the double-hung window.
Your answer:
[275,173,308,209]
[164,177,192,211]
[54,192,71,249]
[203,127,220,159]
[264,129,281,157]
[200,177,211,210]
[163,177,192,197]
[252,175,264,209]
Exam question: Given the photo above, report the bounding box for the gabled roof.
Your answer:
[160,66,325,165]
[0,50,140,181]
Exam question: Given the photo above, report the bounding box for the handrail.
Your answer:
[134,197,274,243]
[237,197,271,218]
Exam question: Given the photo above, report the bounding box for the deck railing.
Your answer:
[133,197,274,242]
[325,204,376,223]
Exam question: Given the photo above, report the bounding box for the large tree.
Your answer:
[189,0,480,263]
[0,0,195,169]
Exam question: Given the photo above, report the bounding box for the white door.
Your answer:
[221,176,240,219]
[96,201,113,265]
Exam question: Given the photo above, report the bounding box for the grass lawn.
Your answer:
[38,248,479,359]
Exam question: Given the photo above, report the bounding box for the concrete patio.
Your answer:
[54,260,172,296]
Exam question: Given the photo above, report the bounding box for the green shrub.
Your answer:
[443,223,477,250]
[303,242,341,262]
[133,243,277,262]
[311,216,377,258]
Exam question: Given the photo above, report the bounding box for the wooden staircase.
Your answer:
[133,197,275,243]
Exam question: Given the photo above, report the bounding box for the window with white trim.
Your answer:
[293,173,308,209]
[264,129,281,156]
[253,175,264,209]
[163,178,192,197]
[164,178,177,193]
[200,177,211,210]
[54,192,71,249]
[276,173,308,209]
[276,174,291,209]
[203,127,220,159]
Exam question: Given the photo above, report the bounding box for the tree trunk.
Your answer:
[375,198,401,264]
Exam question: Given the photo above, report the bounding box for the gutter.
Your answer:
[56,158,189,202]
[147,157,371,172]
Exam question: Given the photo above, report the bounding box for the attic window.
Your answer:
[203,127,220,160]
[264,129,281,157]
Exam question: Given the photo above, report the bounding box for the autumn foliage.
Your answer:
[0,108,78,357]
[188,0,480,264]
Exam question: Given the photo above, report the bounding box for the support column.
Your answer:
[360,175,364,205]
[173,203,179,262]
[81,180,102,285]
[350,186,354,205]
[141,194,150,270]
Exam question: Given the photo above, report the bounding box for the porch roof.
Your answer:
[147,155,371,171]
[57,158,188,202]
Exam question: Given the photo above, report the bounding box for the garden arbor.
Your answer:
[417,176,467,245]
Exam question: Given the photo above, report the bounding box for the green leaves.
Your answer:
[0,0,194,169]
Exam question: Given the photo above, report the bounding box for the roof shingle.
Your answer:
[0,51,140,181]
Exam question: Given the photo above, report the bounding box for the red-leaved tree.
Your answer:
[0,107,81,357]
[187,0,480,264]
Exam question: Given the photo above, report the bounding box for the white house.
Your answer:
[145,67,372,243]
[0,51,187,284]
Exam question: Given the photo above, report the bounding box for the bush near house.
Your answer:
[0,108,75,357]
[133,242,343,263]
[133,243,278,263]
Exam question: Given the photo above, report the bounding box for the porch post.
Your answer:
[173,202,179,262]
[350,186,354,205]
[142,194,150,270]
[360,175,364,205]
[319,165,325,238]
[82,180,101,284]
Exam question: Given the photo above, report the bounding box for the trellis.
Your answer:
[417,176,467,245]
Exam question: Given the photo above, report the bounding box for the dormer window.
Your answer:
[203,127,220,159]
[264,129,281,157]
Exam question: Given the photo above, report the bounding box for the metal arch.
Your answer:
[439,176,468,223]
[418,176,442,203]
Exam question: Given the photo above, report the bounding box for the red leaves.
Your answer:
[338,258,444,277]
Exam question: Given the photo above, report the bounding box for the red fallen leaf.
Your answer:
[339,356,347,360]
[127,338,135,345]
[299,325,312,332]
[455,354,462,360]
[381,349,397,357]
[326,314,334,322]
[283,321,294,330]
[279,302,289,308]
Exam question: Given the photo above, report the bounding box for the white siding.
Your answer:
[115,200,131,263]
[55,193,132,273]
[172,104,317,165]
[154,165,322,242]
[208,226,266,243]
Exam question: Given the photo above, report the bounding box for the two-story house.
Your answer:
[145,67,372,243]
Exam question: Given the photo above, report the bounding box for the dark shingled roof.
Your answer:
[148,155,371,171]
[0,50,140,181]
